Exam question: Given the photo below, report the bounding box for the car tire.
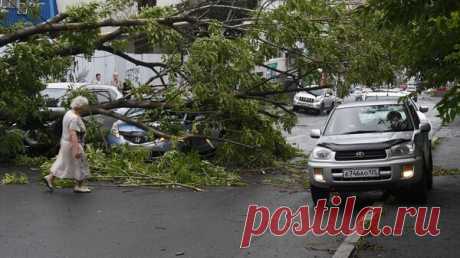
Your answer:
[427,148,434,190]
[398,162,428,204]
[293,106,299,112]
[407,160,428,204]
[413,170,428,204]
[310,185,330,205]
[327,102,335,114]
[318,103,324,115]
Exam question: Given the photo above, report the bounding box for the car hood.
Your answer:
[118,123,145,134]
[318,131,413,150]
[294,91,318,98]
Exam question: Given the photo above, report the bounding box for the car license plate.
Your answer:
[343,168,379,178]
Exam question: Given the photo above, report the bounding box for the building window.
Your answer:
[1,0,13,8]
[16,0,29,15]
[0,0,31,14]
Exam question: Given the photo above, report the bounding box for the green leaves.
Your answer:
[1,173,28,185]
[0,128,24,161]
[436,85,460,123]
[364,0,460,122]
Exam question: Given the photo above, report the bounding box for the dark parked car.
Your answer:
[107,108,216,159]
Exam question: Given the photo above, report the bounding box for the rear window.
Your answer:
[92,90,113,104]
[41,88,67,100]
[41,88,67,107]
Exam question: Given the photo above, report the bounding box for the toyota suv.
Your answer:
[308,100,433,204]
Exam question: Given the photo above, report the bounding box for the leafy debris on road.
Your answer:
[39,146,244,191]
[433,166,460,176]
[1,172,28,185]
[431,137,442,150]
[240,155,310,189]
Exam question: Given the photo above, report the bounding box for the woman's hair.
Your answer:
[70,96,89,110]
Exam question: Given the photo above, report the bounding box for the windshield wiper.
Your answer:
[342,130,382,135]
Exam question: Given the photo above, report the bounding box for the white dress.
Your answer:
[50,110,90,181]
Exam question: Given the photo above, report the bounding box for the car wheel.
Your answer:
[293,106,299,112]
[398,162,428,204]
[427,148,433,190]
[310,185,330,205]
[413,170,428,204]
[327,102,335,114]
[407,163,428,204]
[318,103,324,115]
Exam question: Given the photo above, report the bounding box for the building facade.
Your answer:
[63,0,181,85]
[1,0,57,26]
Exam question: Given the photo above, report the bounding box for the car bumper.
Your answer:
[293,100,322,110]
[308,156,424,191]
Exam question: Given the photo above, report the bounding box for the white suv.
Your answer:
[293,88,338,114]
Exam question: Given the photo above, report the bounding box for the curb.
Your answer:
[332,202,384,258]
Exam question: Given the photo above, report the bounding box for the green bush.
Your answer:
[0,129,25,161]
[1,173,29,185]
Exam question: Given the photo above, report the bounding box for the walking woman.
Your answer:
[43,96,91,193]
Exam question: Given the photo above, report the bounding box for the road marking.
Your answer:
[332,202,384,258]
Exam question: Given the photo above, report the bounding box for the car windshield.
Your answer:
[41,88,67,100]
[324,104,414,135]
[41,88,67,107]
[124,108,145,117]
[308,89,325,96]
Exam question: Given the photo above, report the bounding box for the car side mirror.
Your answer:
[420,123,431,132]
[419,106,429,113]
[310,129,321,139]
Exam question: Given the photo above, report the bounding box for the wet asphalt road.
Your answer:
[0,170,346,258]
[354,175,460,258]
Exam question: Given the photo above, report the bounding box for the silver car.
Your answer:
[308,100,433,204]
[293,88,338,114]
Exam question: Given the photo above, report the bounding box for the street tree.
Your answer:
[363,0,460,122]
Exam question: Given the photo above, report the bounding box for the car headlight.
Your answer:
[294,95,300,101]
[390,142,415,156]
[311,146,333,160]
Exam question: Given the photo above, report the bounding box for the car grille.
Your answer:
[335,149,387,161]
[332,167,391,181]
[121,133,149,144]
[298,96,314,102]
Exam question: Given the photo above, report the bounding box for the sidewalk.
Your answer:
[354,117,460,258]
[433,117,460,169]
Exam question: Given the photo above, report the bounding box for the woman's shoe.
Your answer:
[74,186,91,193]
[42,175,54,192]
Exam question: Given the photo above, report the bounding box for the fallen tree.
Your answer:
[0,0,383,166]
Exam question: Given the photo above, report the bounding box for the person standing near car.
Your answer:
[111,72,122,91]
[43,96,91,193]
[94,73,103,84]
